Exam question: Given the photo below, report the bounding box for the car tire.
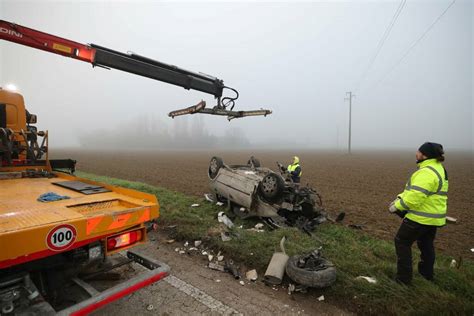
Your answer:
[208,156,223,180]
[285,255,336,288]
[258,172,285,202]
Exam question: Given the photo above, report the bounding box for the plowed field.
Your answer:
[53,149,473,260]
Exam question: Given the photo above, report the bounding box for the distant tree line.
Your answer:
[78,114,250,149]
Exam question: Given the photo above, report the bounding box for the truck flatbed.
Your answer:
[0,172,158,269]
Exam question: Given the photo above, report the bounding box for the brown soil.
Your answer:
[53,149,473,260]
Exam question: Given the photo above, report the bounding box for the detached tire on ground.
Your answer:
[285,255,336,288]
[258,172,285,202]
[208,156,224,180]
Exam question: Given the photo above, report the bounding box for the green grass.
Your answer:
[77,171,474,315]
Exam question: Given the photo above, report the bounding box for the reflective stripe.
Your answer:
[406,210,446,219]
[424,166,443,193]
[399,198,409,210]
[406,185,448,196]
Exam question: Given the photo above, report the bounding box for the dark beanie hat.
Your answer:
[418,142,444,159]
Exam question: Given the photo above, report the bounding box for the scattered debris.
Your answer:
[264,237,289,286]
[317,295,325,302]
[179,250,185,255]
[204,193,214,202]
[194,240,202,247]
[166,239,175,244]
[221,231,232,242]
[254,223,264,229]
[450,259,457,268]
[355,276,377,284]
[471,248,474,253]
[215,279,221,283]
[446,216,457,224]
[201,251,208,256]
[286,249,336,288]
[218,212,234,228]
[146,304,154,311]
[217,255,224,262]
[174,247,180,252]
[208,262,226,272]
[239,280,245,286]
[208,255,214,262]
[191,203,200,207]
[188,247,198,251]
[216,202,224,206]
[245,269,258,281]
[240,207,246,212]
[225,260,241,279]
[184,241,189,247]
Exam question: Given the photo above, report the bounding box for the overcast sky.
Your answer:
[0,0,472,151]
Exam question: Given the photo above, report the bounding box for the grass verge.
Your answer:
[78,171,474,315]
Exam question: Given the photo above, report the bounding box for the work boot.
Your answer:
[395,277,411,286]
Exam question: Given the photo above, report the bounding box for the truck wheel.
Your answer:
[285,255,336,288]
[209,156,223,179]
[259,173,284,202]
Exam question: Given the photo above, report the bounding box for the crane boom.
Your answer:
[0,20,223,97]
[0,19,271,119]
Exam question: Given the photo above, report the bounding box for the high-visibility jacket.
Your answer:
[287,163,302,176]
[395,158,448,226]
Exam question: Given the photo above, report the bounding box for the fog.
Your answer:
[0,0,472,151]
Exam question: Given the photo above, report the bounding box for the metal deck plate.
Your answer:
[53,181,111,195]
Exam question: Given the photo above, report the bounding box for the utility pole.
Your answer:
[344,92,355,154]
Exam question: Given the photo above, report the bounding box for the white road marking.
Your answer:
[164,275,241,315]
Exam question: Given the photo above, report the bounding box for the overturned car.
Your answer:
[208,156,330,232]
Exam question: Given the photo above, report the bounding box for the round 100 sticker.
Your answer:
[46,224,77,251]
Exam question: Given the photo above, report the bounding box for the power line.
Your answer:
[376,0,457,86]
[355,0,406,92]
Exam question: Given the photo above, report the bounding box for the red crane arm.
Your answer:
[0,20,95,63]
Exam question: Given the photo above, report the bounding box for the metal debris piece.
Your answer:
[217,255,224,262]
[450,259,457,268]
[245,269,258,281]
[216,279,221,283]
[179,250,185,255]
[208,255,214,262]
[204,193,215,202]
[355,276,377,284]
[216,202,224,206]
[202,251,208,256]
[188,247,198,251]
[184,241,189,247]
[166,239,175,244]
[446,216,457,224]
[239,280,245,286]
[194,240,202,247]
[240,207,246,212]
[471,248,474,253]
[254,223,264,229]
[218,212,234,228]
[208,262,226,272]
[317,295,325,301]
[174,247,180,252]
[191,203,200,207]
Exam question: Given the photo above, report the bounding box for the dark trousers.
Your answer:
[394,218,437,284]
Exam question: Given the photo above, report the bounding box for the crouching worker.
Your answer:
[287,156,302,183]
[388,142,448,285]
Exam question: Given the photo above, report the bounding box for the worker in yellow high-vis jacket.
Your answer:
[287,156,302,183]
[388,142,448,285]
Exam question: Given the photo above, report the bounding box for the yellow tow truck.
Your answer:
[0,19,270,315]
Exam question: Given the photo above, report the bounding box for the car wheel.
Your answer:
[259,172,285,202]
[208,156,223,180]
[285,255,336,288]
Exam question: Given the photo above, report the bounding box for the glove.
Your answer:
[388,198,399,213]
